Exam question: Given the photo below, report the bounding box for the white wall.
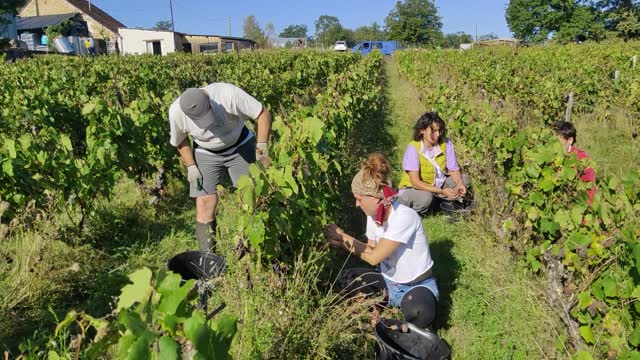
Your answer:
[118,28,177,55]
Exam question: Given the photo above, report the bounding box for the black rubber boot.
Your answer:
[196,220,217,253]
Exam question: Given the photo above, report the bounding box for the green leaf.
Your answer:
[117,334,136,360]
[601,277,617,298]
[629,325,640,347]
[609,176,620,190]
[117,267,153,311]
[247,214,266,249]
[119,310,147,336]
[127,331,154,360]
[47,351,61,360]
[60,134,73,152]
[568,232,590,248]
[3,161,13,177]
[540,219,560,236]
[579,325,595,344]
[539,177,554,192]
[560,165,577,180]
[158,336,180,360]
[525,164,540,179]
[577,291,593,309]
[82,102,96,115]
[157,273,194,316]
[528,191,545,206]
[5,139,16,159]
[305,116,324,144]
[633,244,640,273]
[18,134,31,151]
[161,314,179,335]
[573,350,594,360]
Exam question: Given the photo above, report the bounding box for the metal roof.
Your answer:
[16,13,78,31]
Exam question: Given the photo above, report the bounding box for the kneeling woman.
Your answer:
[398,112,470,215]
[325,153,438,329]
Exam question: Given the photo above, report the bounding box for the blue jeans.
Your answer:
[384,275,439,307]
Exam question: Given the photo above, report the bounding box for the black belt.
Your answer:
[193,126,250,154]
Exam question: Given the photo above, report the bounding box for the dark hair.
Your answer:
[360,152,391,189]
[552,121,577,143]
[413,112,447,143]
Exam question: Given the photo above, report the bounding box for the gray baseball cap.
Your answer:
[179,88,211,120]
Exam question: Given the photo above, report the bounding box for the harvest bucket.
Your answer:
[374,318,450,360]
[167,251,226,281]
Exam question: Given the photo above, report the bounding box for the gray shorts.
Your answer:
[190,137,256,197]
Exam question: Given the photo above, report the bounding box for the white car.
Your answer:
[333,41,348,51]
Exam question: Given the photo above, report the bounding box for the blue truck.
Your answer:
[351,40,402,56]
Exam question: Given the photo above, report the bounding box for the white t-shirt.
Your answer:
[169,83,263,152]
[365,202,433,283]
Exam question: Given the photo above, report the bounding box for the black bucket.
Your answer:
[374,318,450,360]
[167,251,226,281]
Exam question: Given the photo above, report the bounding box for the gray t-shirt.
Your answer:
[169,83,263,152]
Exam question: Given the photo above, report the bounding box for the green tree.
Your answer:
[280,24,307,38]
[440,32,474,48]
[506,0,579,43]
[314,15,339,45]
[384,0,443,46]
[152,20,173,31]
[0,0,27,25]
[616,8,640,39]
[352,22,387,42]
[556,5,607,42]
[506,0,612,43]
[479,32,499,40]
[243,15,268,48]
[0,0,27,15]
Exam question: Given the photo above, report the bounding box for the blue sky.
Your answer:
[92,0,512,39]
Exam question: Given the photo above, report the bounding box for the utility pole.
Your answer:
[475,24,478,42]
[228,16,231,36]
[169,0,176,32]
[88,0,91,11]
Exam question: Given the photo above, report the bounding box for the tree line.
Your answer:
[241,0,488,49]
[506,0,640,43]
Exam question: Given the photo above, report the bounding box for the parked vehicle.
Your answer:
[333,40,348,51]
[352,40,402,56]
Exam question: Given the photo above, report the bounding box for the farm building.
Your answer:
[19,0,125,53]
[118,28,256,56]
[16,13,90,52]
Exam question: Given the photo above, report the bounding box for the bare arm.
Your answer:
[255,106,271,144]
[177,138,195,166]
[325,225,400,266]
[340,233,401,266]
[448,170,467,196]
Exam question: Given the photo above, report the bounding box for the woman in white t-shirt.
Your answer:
[325,153,439,329]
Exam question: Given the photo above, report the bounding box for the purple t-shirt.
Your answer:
[402,139,460,187]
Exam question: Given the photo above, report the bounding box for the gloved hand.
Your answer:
[256,142,272,167]
[256,142,268,158]
[187,164,203,190]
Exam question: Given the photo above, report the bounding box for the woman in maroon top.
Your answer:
[553,121,596,204]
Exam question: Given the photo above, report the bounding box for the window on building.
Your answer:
[199,43,219,54]
[224,42,234,52]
